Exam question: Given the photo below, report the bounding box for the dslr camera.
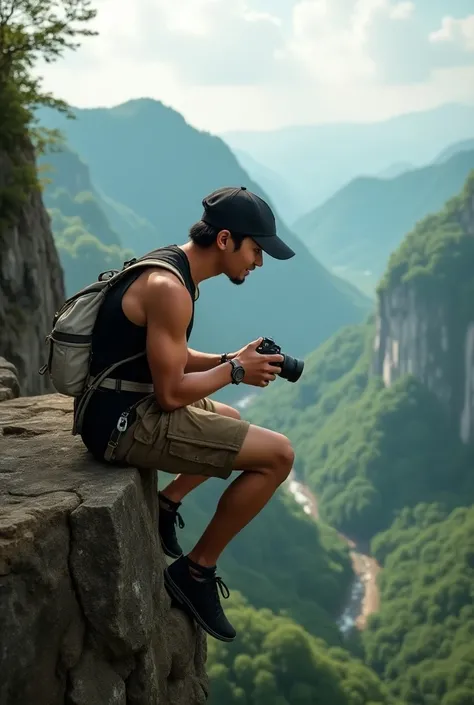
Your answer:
[256,337,304,383]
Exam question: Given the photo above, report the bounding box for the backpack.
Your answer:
[39,251,188,435]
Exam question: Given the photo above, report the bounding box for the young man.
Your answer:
[80,186,297,642]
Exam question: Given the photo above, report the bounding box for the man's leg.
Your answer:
[164,423,294,641]
[159,401,241,504]
[113,395,294,641]
[187,424,294,567]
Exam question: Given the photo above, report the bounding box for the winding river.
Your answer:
[235,392,381,633]
[286,470,380,633]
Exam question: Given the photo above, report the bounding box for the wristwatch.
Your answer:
[229,359,245,385]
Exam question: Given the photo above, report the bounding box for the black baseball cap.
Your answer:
[201,186,295,260]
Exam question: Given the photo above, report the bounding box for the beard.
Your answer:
[228,275,246,286]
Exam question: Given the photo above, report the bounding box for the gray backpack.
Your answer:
[39,252,188,434]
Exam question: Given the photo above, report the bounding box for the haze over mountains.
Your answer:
[222,103,474,218]
[293,142,474,294]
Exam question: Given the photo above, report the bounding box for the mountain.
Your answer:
[293,148,474,295]
[40,146,165,255]
[222,103,474,217]
[377,162,414,179]
[232,147,307,223]
[435,138,474,164]
[38,99,371,403]
[39,146,134,297]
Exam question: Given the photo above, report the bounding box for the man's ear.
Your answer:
[216,229,231,251]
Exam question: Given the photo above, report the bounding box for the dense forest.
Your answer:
[206,591,397,705]
[365,503,474,705]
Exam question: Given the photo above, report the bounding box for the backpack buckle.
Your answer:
[116,412,129,433]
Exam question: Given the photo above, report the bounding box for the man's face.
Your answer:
[226,236,264,286]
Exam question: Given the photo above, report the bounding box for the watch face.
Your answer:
[235,367,245,383]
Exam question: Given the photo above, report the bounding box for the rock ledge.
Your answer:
[0,393,208,705]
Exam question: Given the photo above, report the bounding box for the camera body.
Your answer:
[256,337,304,383]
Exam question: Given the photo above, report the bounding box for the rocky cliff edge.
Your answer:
[0,393,209,705]
[0,144,65,396]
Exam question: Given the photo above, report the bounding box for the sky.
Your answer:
[36,0,474,133]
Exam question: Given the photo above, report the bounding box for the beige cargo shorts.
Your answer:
[113,396,250,480]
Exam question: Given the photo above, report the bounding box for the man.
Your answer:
[80,186,297,642]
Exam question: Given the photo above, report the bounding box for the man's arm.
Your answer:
[185,348,237,373]
[144,273,234,411]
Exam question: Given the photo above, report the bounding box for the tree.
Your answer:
[0,0,97,152]
[0,0,97,228]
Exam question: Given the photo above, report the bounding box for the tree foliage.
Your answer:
[207,593,398,705]
[0,0,96,109]
[363,504,474,705]
[0,0,97,227]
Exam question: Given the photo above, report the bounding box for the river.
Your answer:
[286,470,380,634]
[234,394,381,633]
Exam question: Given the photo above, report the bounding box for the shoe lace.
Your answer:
[203,574,230,610]
[174,510,185,530]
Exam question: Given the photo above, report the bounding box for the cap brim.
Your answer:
[253,235,295,260]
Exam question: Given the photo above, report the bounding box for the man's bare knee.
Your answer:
[234,425,294,482]
[268,436,294,484]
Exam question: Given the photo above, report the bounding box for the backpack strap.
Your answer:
[72,257,188,436]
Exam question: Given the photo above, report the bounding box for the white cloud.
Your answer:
[124,0,284,84]
[430,15,474,52]
[389,2,414,21]
[34,0,474,132]
[279,0,419,84]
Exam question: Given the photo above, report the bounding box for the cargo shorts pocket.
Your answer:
[116,398,164,466]
[167,437,231,469]
[132,398,164,446]
[165,406,240,470]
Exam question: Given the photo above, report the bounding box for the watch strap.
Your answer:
[229,359,244,384]
[220,352,230,364]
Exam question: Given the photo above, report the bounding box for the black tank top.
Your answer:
[80,245,196,459]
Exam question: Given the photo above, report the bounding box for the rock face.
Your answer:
[0,143,65,396]
[0,357,19,402]
[0,394,209,705]
[373,175,474,444]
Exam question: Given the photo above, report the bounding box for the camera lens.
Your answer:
[280,355,304,383]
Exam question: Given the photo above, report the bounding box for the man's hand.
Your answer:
[234,338,283,388]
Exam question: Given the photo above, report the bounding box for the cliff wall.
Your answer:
[373,172,474,443]
[0,143,65,396]
[0,393,208,705]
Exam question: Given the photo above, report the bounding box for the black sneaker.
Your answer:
[158,493,185,559]
[164,555,236,642]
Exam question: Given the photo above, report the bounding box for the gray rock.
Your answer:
[0,144,65,397]
[0,357,20,401]
[0,393,209,705]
